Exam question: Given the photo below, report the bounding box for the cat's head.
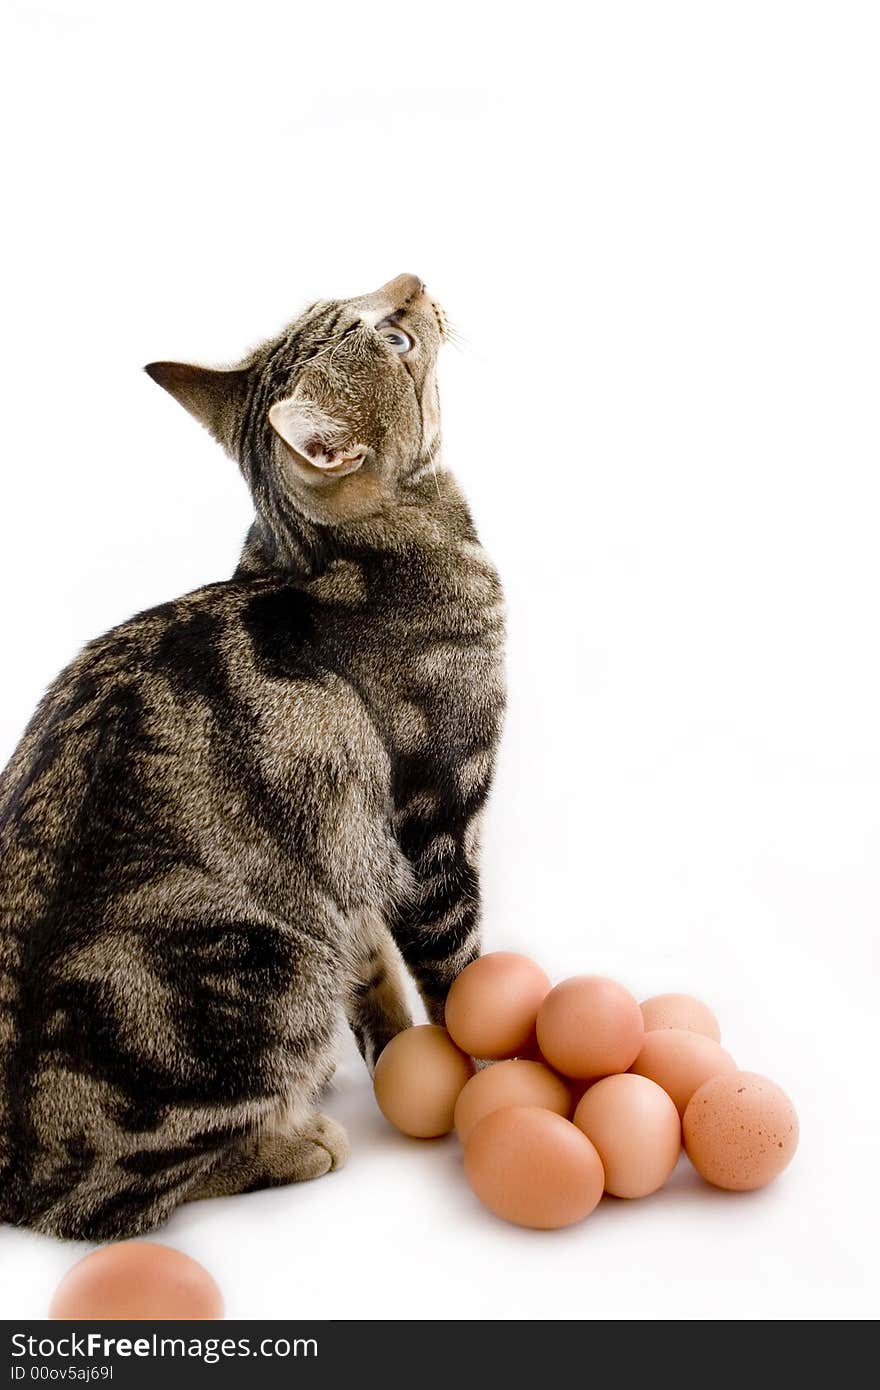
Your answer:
[145,274,446,528]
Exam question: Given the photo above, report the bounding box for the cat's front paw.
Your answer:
[364,1014,414,1076]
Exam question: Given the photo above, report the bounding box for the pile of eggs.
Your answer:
[373,953,799,1229]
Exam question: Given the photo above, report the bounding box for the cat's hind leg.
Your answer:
[187,1100,348,1200]
[12,896,349,1240]
[188,1111,349,1201]
[23,1105,349,1238]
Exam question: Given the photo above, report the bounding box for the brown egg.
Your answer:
[373,1024,474,1137]
[573,1073,681,1198]
[683,1070,799,1191]
[640,992,721,1042]
[445,953,552,1059]
[536,975,644,1078]
[464,1105,605,1229]
[629,1028,737,1116]
[49,1242,223,1320]
[454,1059,573,1143]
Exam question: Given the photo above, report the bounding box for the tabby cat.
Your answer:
[0,274,505,1240]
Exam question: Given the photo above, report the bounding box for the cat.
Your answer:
[0,274,505,1241]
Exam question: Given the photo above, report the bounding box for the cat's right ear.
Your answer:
[268,397,367,481]
[144,361,249,452]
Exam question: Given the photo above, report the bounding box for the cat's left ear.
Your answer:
[144,361,249,451]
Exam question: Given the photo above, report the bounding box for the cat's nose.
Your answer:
[377,273,426,307]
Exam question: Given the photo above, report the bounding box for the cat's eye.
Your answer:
[378,326,413,353]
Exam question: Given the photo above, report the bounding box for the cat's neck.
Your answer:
[234,470,475,584]
[234,515,329,582]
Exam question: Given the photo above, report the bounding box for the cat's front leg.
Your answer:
[389,831,482,1027]
[345,913,413,1073]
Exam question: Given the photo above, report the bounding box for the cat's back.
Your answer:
[0,579,245,828]
[0,574,373,872]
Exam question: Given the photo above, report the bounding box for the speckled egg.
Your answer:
[683,1071,799,1191]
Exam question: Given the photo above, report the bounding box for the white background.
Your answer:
[1,0,877,1321]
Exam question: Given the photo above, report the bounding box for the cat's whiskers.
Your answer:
[443,321,468,352]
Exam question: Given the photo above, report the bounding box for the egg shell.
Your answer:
[536,975,644,1079]
[464,1105,605,1229]
[373,1025,474,1137]
[683,1070,799,1191]
[640,992,721,1043]
[573,1073,682,1198]
[49,1243,223,1321]
[445,952,552,1059]
[629,1028,737,1116]
[454,1059,573,1143]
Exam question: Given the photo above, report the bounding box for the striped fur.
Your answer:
[0,275,505,1239]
